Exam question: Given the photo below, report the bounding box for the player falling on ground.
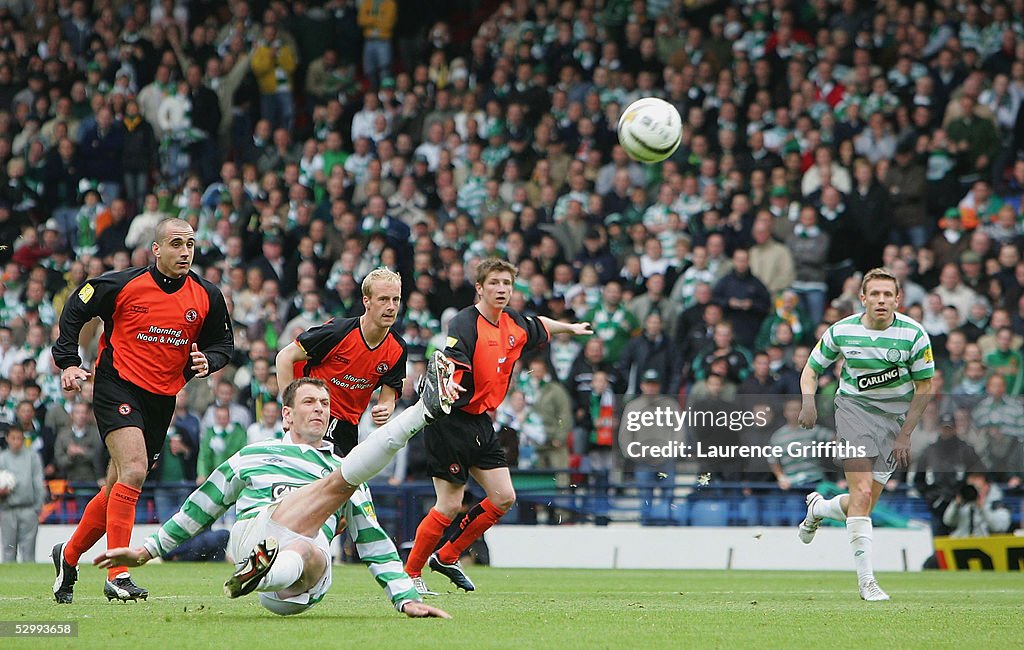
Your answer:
[275,268,407,458]
[52,218,234,603]
[97,363,458,617]
[404,258,592,594]
[797,268,934,601]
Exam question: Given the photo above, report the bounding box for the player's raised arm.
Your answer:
[275,341,310,398]
[538,315,594,337]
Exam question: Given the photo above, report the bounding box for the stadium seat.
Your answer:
[736,497,760,526]
[689,500,730,527]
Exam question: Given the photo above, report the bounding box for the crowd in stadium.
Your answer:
[1,0,1023,542]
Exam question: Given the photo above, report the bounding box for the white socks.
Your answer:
[847,516,874,584]
[339,402,428,486]
[257,549,304,592]
[812,495,848,521]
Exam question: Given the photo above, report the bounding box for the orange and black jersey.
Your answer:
[444,306,550,415]
[294,317,407,424]
[52,266,233,396]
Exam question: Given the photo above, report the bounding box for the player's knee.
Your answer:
[116,463,148,488]
[849,484,873,506]
[492,491,515,512]
[434,502,460,519]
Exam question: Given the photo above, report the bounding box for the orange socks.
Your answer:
[106,482,142,580]
[63,488,109,566]
[404,508,452,577]
[436,498,503,565]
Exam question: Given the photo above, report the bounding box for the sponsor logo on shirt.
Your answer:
[857,367,900,390]
[271,483,302,500]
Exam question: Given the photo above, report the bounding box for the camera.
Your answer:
[959,482,979,502]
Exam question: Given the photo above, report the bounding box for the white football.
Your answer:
[617,97,683,164]
[0,469,16,491]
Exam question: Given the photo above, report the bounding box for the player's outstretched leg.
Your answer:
[421,350,455,421]
[428,552,476,592]
[225,538,280,599]
[339,351,455,487]
[52,542,78,604]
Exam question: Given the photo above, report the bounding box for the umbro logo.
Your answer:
[847,350,862,356]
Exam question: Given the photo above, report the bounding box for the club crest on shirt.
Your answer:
[885,349,902,363]
[449,463,461,476]
[118,403,132,416]
[185,308,199,322]
[508,335,516,348]
[376,362,390,374]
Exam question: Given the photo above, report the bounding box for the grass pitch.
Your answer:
[0,563,1019,648]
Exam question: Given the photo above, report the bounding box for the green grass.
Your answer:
[1,564,1020,648]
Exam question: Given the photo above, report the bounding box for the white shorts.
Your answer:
[228,505,333,616]
[833,396,902,485]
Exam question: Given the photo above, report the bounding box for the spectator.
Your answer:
[53,401,102,486]
[250,23,297,132]
[712,248,771,350]
[358,0,397,89]
[196,405,247,484]
[972,374,1024,438]
[768,398,833,490]
[914,412,987,535]
[942,473,1012,537]
[0,425,45,562]
[246,400,284,444]
[748,218,795,297]
[584,280,640,364]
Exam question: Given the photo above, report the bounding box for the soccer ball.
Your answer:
[0,469,15,492]
[617,97,682,164]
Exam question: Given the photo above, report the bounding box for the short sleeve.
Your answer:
[909,330,936,381]
[443,310,477,369]
[296,319,345,365]
[380,341,407,391]
[510,309,550,351]
[807,326,839,375]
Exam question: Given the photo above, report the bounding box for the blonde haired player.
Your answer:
[797,268,934,601]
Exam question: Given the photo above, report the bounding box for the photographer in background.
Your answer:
[941,472,1012,538]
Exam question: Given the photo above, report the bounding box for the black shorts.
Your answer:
[325,417,358,457]
[93,370,176,469]
[425,409,506,485]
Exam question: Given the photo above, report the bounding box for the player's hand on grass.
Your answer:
[798,403,817,429]
[95,546,153,569]
[891,432,912,468]
[61,366,90,392]
[401,601,451,619]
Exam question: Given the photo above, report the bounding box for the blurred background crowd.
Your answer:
[0,0,1023,547]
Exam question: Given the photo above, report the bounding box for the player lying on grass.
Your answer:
[96,356,460,618]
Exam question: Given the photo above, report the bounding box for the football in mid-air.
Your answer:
[617,97,682,164]
[0,469,16,492]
